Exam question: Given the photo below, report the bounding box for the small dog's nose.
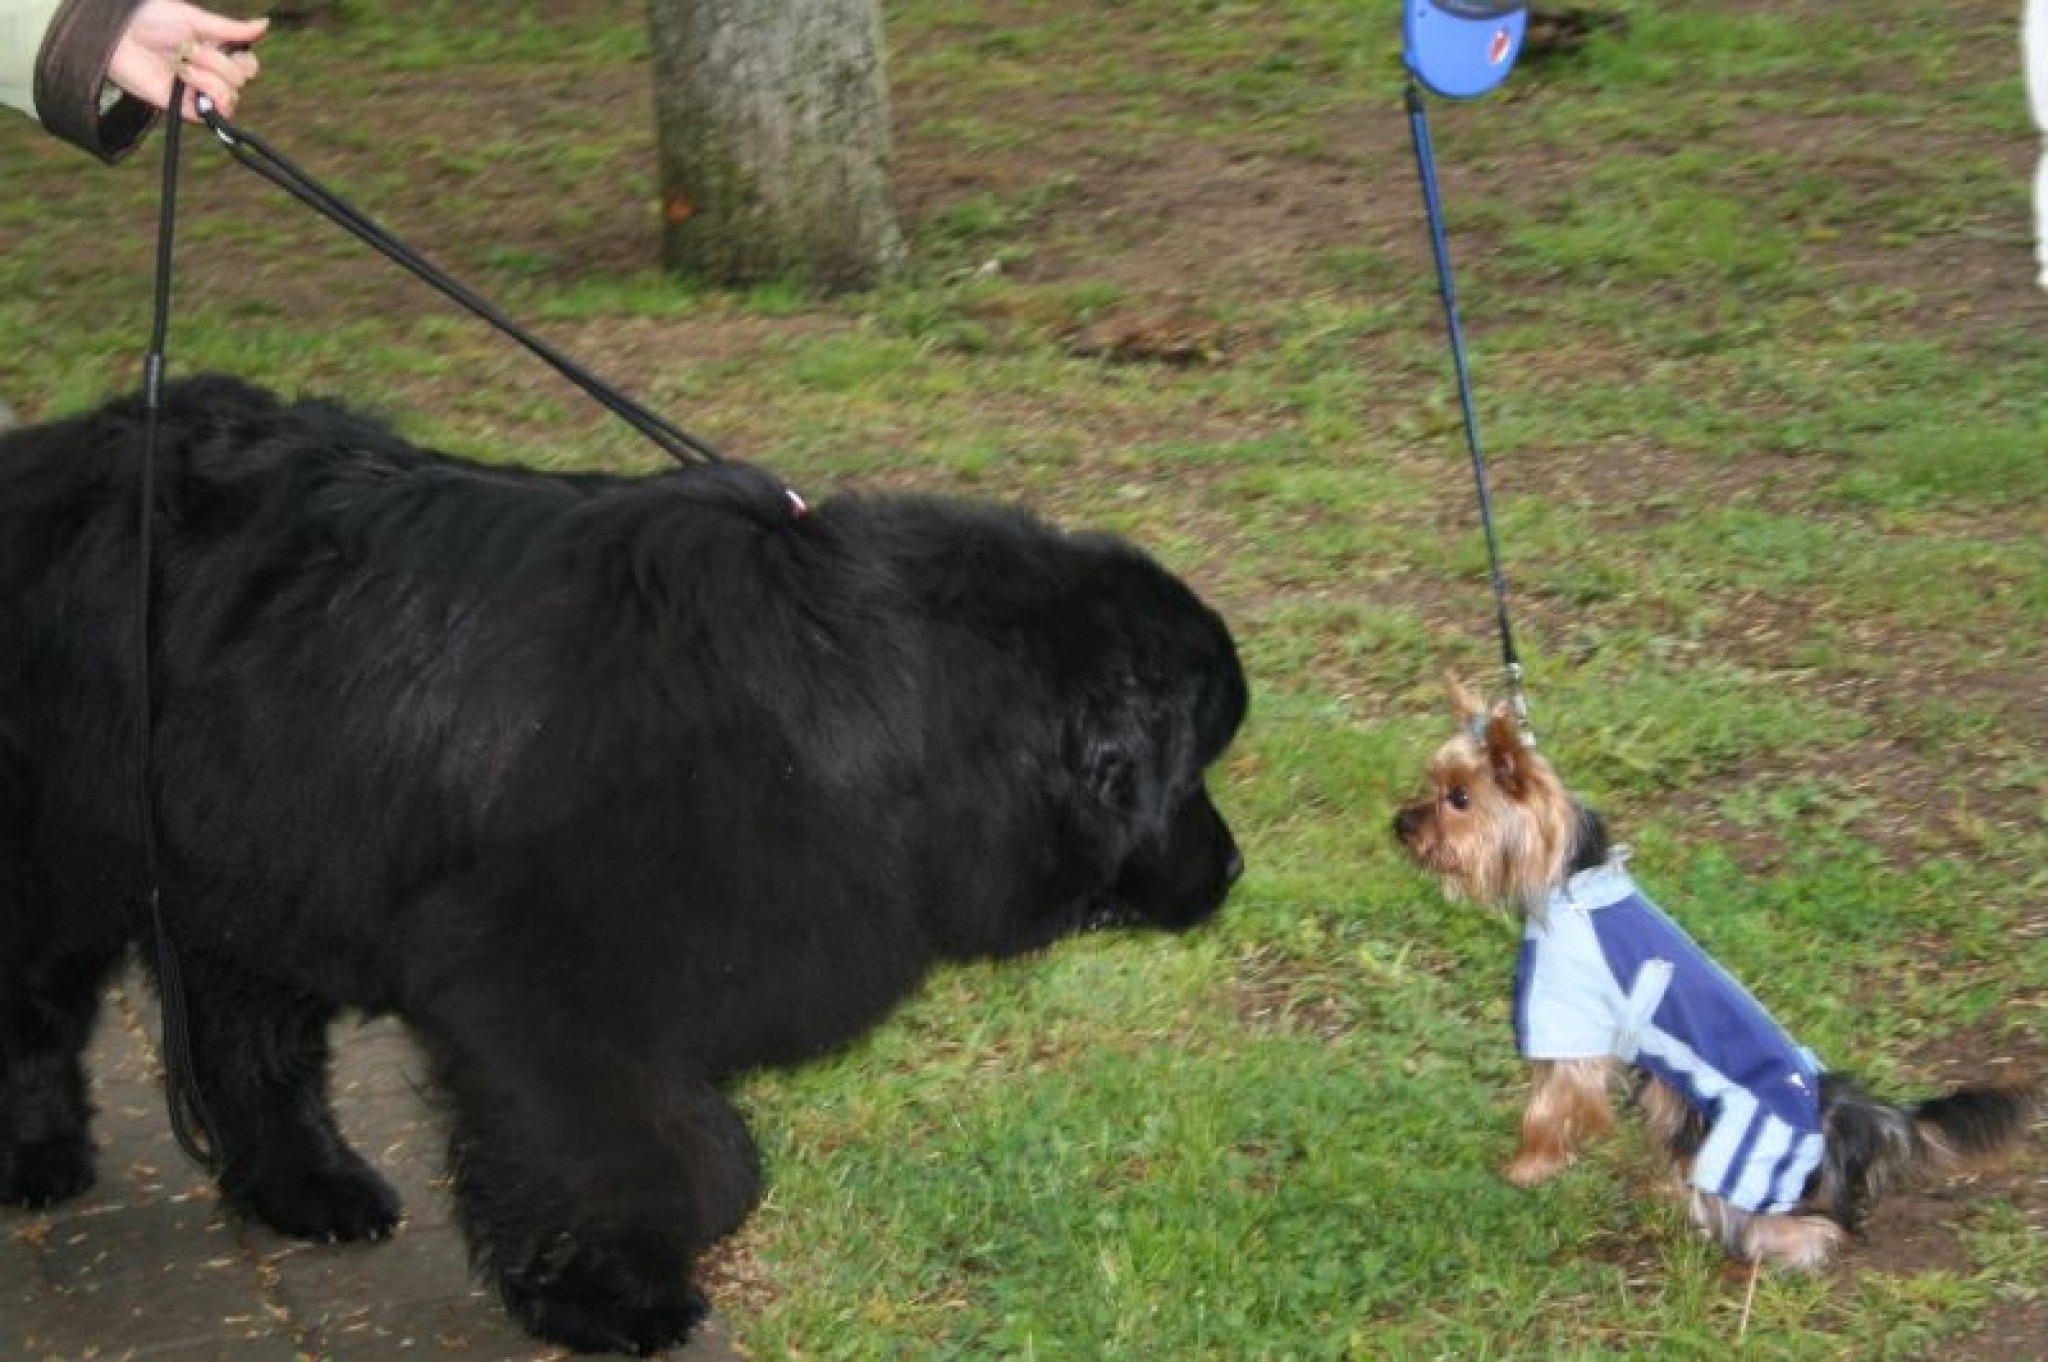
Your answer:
[1393,806,1419,841]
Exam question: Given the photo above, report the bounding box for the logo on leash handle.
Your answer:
[1404,0,1529,99]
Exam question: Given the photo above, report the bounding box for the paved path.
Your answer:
[4,976,744,1361]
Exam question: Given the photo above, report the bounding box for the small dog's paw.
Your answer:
[503,1276,708,1356]
[231,1160,402,1242]
[0,1134,97,1208]
[1502,1151,1570,1187]
[1739,1213,1846,1273]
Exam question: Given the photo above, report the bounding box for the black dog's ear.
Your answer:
[1062,666,1189,880]
[1069,686,1146,818]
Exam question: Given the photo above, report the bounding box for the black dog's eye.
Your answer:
[1446,787,1470,811]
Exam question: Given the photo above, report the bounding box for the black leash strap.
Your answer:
[193,98,726,468]
[140,78,222,1174]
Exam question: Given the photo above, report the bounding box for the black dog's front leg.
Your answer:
[428,1024,761,1356]
[173,953,402,1241]
[0,943,126,1208]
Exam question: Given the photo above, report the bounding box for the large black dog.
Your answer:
[0,377,1247,1354]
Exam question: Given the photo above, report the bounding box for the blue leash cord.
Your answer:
[1403,79,1530,736]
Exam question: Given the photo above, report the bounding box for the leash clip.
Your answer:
[1502,660,1534,746]
[194,95,239,148]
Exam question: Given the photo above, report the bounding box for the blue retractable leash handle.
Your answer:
[1404,0,1527,100]
[1400,1,1533,734]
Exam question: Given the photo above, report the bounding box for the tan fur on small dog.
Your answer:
[1392,678,1577,918]
[1505,1059,1615,1186]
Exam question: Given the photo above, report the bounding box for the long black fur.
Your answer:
[0,377,1248,1354]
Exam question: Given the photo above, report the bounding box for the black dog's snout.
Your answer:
[1223,845,1245,886]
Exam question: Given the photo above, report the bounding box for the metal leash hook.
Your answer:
[1399,1,1536,743]
[194,91,230,144]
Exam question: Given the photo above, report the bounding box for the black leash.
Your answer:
[191,98,729,468]
[140,77,221,1173]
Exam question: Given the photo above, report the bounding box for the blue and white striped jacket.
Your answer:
[1513,857,1826,1215]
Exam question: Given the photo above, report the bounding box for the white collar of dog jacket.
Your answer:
[1546,848,1637,916]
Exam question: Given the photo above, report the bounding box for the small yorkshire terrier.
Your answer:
[1393,680,2037,1269]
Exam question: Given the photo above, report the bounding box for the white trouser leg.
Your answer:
[2028,0,2048,288]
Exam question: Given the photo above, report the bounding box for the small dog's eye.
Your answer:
[1446,787,1470,811]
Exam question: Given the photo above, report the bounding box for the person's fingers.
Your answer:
[189,12,270,50]
[182,41,255,92]
[104,8,268,116]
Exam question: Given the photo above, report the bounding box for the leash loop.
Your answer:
[140,77,222,1174]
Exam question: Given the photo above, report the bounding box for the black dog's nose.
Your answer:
[1224,846,1245,885]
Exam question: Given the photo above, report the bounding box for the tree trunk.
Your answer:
[646,0,903,293]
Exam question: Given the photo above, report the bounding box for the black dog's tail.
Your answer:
[1813,1077,2037,1232]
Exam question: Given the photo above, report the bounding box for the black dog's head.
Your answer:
[1055,536,1247,936]
[842,494,1247,954]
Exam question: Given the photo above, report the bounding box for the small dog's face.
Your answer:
[1391,679,1577,914]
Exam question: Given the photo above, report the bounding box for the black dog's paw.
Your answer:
[231,1160,402,1242]
[500,1248,708,1356]
[0,1134,97,1208]
[504,1280,708,1356]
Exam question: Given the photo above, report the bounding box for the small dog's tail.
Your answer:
[1816,1077,2037,1232]
[1912,1086,2039,1162]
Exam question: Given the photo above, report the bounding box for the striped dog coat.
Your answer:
[1514,856,1826,1214]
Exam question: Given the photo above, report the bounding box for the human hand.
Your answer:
[106,2,270,122]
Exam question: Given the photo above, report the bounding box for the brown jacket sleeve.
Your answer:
[34,0,154,162]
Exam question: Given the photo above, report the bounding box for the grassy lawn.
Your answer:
[2,0,2042,1355]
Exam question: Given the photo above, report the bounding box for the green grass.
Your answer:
[2,0,2043,1355]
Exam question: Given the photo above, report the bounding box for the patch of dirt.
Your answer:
[1231,945,1365,1042]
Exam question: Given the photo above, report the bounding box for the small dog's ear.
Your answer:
[1446,674,1486,725]
[1484,707,1535,797]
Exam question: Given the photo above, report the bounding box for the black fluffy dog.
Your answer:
[0,377,1247,1354]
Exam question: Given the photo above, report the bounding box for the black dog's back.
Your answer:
[1,376,912,1011]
